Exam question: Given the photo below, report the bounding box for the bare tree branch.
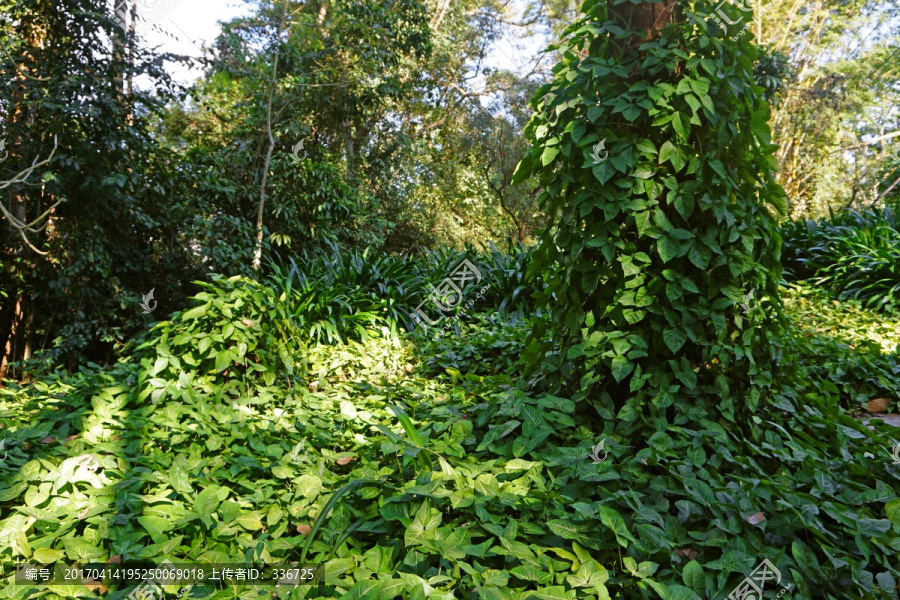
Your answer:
[829,130,900,154]
[0,136,60,255]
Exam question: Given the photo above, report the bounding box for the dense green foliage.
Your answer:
[0,0,545,372]
[1,272,899,600]
[4,0,900,599]
[261,243,536,344]
[781,209,900,314]
[785,284,900,411]
[0,0,195,371]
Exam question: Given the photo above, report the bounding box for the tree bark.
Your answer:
[253,3,288,271]
[0,296,26,381]
[344,119,356,178]
[113,2,127,96]
[1,18,42,381]
[608,0,678,57]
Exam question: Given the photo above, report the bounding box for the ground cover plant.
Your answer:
[784,284,900,412]
[1,259,900,600]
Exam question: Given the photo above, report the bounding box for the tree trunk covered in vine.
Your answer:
[608,0,678,57]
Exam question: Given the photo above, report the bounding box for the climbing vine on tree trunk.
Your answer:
[515,0,789,431]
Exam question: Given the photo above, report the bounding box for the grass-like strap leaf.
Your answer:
[300,479,378,563]
[389,405,433,474]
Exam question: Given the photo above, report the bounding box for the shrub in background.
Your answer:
[781,208,900,313]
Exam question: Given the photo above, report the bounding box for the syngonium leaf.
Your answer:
[32,548,66,565]
[566,560,609,588]
[296,474,323,498]
[663,328,687,353]
[886,499,900,526]
[405,500,441,547]
[193,487,220,527]
[645,581,703,600]
[63,538,104,561]
[682,561,705,595]
[596,505,636,547]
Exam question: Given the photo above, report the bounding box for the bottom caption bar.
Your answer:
[15,562,322,586]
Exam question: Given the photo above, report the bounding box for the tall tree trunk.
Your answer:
[254,139,276,270]
[127,0,137,123]
[0,296,26,381]
[253,3,288,271]
[344,119,356,178]
[113,2,127,96]
[1,18,42,381]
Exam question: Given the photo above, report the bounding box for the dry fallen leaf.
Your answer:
[309,381,319,391]
[78,507,90,519]
[675,547,699,559]
[297,524,312,535]
[65,434,78,441]
[83,579,108,594]
[867,398,891,412]
[746,511,766,525]
[39,436,56,444]
[336,457,355,465]
[107,555,122,564]
[242,318,254,327]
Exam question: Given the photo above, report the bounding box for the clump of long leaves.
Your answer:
[268,244,428,343]
[781,208,900,313]
[267,242,538,344]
